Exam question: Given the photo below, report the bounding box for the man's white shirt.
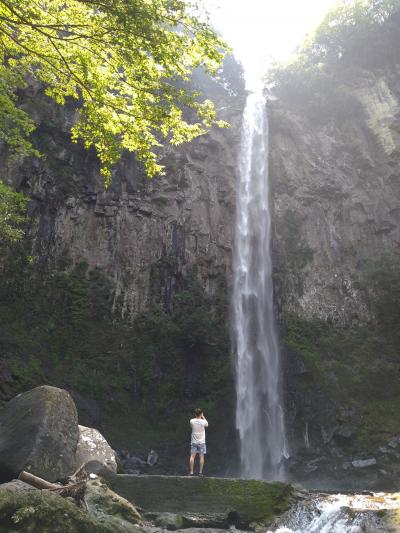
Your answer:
[190,418,208,444]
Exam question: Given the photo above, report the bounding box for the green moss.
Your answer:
[0,489,124,533]
[110,475,293,528]
[204,477,292,520]
[9,356,46,388]
[359,250,400,335]
[387,503,400,528]
[355,398,400,449]
[0,246,233,466]
[284,312,400,452]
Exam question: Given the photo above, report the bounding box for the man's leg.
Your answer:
[189,453,196,475]
[199,453,205,474]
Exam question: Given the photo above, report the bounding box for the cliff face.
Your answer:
[0,65,245,473]
[7,85,242,318]
[269,51,400,487]
[270,69,400,325]
[3,19,400,486]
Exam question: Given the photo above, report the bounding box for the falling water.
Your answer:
[267,492,400,532]
[233,90,288,480]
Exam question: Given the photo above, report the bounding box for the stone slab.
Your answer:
[109,474,293,527]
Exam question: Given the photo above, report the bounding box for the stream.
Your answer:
[267,492,399,532]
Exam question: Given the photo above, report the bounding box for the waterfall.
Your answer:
[233,90,288,481]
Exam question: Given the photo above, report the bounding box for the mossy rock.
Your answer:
[145,511,184,530]
[0,386,79,482]
[83,479,141,529]
[109,474,293,528]
[0,489,139,533]
[370,507,400,533]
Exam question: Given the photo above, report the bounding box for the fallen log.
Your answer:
[18,470,86,499]
[18,470,60,490]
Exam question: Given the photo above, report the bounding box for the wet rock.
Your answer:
[180,513,228,529]
[303,457,324,473]
[352,458,377,468]
[127,455,147,466]
[74,459,116,481]
[270,492,395,533]
[0,386,79,482]
[83,479,141,530]
[388,437,400,448]
[303,463,318,474]
[126,468,141,475]
[334,424,353,443]
[75,425,117,473]
[145,512,183,530]
[0,360,13,383]
[177,529,227,533]
[147,450,158,467]
[123,455,147,473]
[0,480,37,493]
[321,426,335,444]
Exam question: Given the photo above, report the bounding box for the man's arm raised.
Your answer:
[201,414,209,427]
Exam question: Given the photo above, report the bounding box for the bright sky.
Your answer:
[203,0,339,86]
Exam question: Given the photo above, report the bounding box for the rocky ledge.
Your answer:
[110,474,293,529]
[0,385,294,531]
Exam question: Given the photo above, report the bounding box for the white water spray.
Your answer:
[268,492,400,532]
[233,90,288,480]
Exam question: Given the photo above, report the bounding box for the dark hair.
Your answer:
[194,408,202,417]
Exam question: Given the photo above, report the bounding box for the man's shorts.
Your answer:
[190,442,206,454]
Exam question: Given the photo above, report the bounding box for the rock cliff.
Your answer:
[2,12,400,488]
[269,14,400,488]
[6,72,243,317]
[270,69,400,325]
[0,61,245,474]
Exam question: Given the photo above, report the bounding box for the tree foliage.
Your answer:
[0,180,28,244]
[268,0,400,101]
[0,0,228,182]
[306,0,400,64]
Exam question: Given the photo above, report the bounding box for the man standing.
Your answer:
[189,408,208,476]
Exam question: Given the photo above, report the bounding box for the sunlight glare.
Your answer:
[203,0,339,88]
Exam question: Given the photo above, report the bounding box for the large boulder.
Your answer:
[0,480,37,493]
[0,386,79,482]
[75,425,117,474]
[0,488,140,532]
[83,479,141,530]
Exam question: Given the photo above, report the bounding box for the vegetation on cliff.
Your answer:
[0,181,27,244]
[283,250,400,453]
[267,2,400,479]
[268,0,400,117]
[0,243,233,469]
